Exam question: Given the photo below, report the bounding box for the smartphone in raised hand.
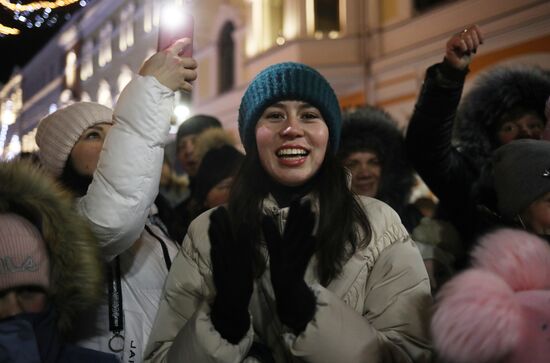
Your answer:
[157,7,194,57]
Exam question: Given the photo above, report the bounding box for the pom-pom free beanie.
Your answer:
[492,139,550,218]
[0,213,50,291]
[194,145,244,204]
[36,102,113,177]
[238,62,341,153]
[176,114,222,147]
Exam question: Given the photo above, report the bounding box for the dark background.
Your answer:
[0,1,88,84]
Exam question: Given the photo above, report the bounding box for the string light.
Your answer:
[0,0,79,12]
[0,23,20,35]
[0,0,90,36]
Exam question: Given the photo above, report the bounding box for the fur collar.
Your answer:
[0,161,104,334]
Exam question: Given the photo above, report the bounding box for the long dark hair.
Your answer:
[228,145,372,286]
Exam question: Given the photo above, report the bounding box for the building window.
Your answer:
[117,65,133,96]
[97,80,113,107]
[414,0,449,12]
[314,0,340,33]
[80,40,94,81]
[98,22,113,67]
[153,0,160,27]
[65,51,77,88]
[59,89,74,107]
[22,128,38,153]
[218,22,235,94]
[144,0,153,33]
[246,0,284,56]
[80,92,91,102]
[119,2,135,52]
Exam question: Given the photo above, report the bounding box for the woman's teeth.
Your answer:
[276,148,308,158]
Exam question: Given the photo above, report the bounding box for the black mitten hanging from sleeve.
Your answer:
[209,206,254,344]
[262,200,317,334]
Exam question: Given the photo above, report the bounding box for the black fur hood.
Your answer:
[0,161,104,334]
[339,106,415,212]
[454,65,550,167]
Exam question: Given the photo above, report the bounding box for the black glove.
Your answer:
[209,206,253,344]
[262,200,317,334]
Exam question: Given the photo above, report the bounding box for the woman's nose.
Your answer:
[280,116,304,138]
[357,164,373,177]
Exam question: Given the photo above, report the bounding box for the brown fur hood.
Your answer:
[193,128,239,165]
[0,161,104,334]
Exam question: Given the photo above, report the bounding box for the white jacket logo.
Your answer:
[0,256,39,274]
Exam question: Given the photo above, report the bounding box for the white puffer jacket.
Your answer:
[145,196,432,363]
[73,75,179,363]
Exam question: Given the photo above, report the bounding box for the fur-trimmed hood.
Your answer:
[454,65,550,167]
[0,161,104,334]
[193,127,239,165]
[339,106,415,212]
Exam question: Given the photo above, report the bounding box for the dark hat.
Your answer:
[492,139,550,218]
[339,106,415,210]
[176,114,222,146]
[339,106,403,160]
[238,62,341,154]
[194,145,244,204]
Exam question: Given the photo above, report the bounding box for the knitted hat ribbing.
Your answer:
[0,213,50,291]
[492,139,550,218]
[36,102,113,177]
[238,62,341,153]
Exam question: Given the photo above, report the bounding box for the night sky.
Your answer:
[0,1,89,84]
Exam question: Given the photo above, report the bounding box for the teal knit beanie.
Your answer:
[238,62,341,153]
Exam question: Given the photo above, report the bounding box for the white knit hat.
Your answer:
[36,102,113,177]
[0,213,50,291]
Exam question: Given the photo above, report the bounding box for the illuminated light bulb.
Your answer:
[174,104,190,123]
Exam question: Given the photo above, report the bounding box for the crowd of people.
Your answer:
[1,24,549,363]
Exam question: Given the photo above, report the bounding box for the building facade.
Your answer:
[1,0,549,158]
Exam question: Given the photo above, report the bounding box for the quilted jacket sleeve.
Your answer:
[76,75,174,261]
[144,210,254,363]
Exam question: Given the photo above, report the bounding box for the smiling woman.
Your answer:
[256,100,329,186]
[145,62,432,363]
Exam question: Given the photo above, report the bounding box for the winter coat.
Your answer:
[144,196,432,363]
[0,161,117,363]
[72,75,179,362]
[0,306,117,363]
[406,62,485,262]
[406,62,550,261]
